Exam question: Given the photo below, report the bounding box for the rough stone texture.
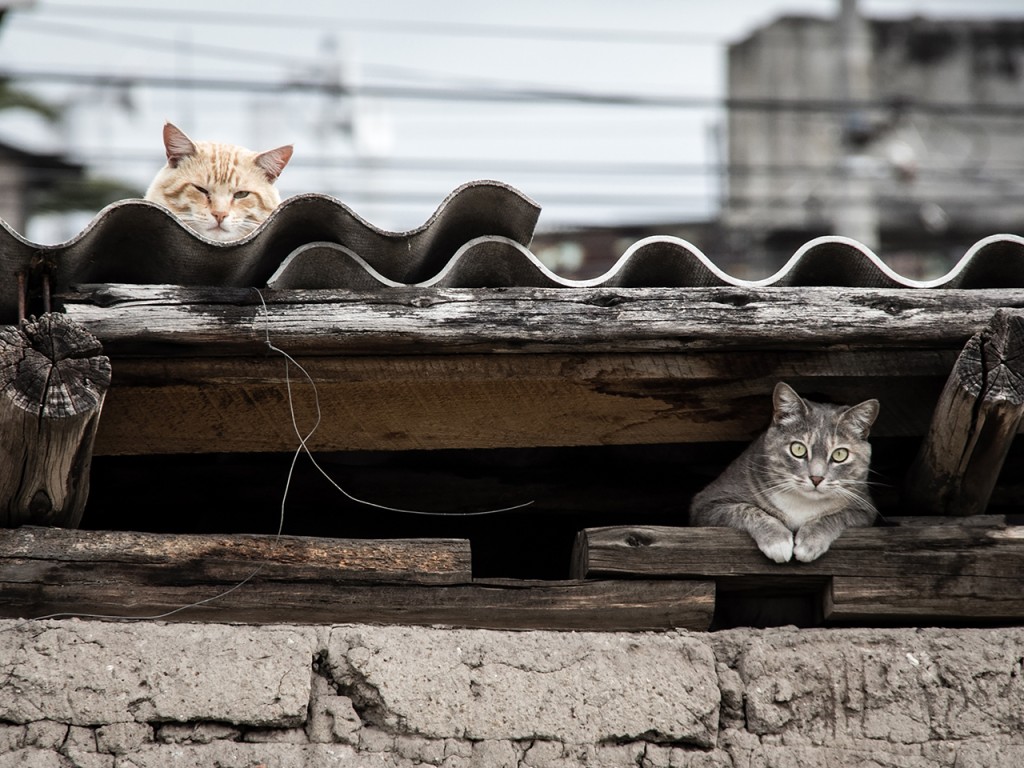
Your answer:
[717,627,1024,749]
[1,620,1023,766]
[306,673,362,745]
[0,620,313,727]
[95,723,152,755]
[327,625,720,747]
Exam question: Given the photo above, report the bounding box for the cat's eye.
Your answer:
[233,191,250,200]
[831,447,850,463]
[789,441,807,459]
[192,184,209,196]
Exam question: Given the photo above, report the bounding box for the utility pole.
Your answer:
[833,0,880,250]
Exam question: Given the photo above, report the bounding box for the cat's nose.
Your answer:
[809,475,824,487]
[212,211,228,224]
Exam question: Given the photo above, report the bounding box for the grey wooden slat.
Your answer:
[0,527,713,630]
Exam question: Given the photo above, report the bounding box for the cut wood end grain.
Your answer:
[904,308,1024,517]
[1,314,111,528]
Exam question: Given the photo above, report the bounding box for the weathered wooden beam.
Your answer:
[573,524,1024,622]
[0,526,472,584]
[573,525,825,581]
[0,315,111,527]
[0,527,713,630]
[904,309,1024,516]
[58,284,1024,356]
[51,284,1021,454]
[828,572,1024,623]
[89,350,951,454]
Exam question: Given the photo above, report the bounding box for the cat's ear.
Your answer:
[772,381,807,427]
[255,145,294,182]
[163,122,197,168]
[840,399,880,439]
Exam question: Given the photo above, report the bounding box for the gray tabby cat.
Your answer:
[690,382,879,563]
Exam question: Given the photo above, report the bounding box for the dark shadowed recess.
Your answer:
[82,437,1017,581]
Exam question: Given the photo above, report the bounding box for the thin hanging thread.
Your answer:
[17,290,531,625]
[253,288,533,516]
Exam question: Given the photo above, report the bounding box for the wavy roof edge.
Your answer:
[265,232,1024,290]
[1,179,1023,323]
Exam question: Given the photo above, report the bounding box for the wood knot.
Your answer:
[585,292,629,308]
[861,296,911,316]
[625,531,655,548]
[409,295,439,309]
[29,490,53,518]
[712,291,753,308]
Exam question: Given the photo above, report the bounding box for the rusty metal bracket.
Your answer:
[16,271,25,322]
[15,255,56,321]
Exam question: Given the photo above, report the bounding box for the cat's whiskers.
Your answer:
[830,484,877,514]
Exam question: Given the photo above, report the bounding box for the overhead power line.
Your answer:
[55,151,1024,182]
[26,3,722,46]
[12,186,1011,209]
[13,17,660,96]
[13,17,318,70]
[5,66,1024,118]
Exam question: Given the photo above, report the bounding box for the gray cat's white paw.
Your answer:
[757,535,794,563]
[793,532,830,562]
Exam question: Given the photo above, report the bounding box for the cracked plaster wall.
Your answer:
[0,620,1022,767]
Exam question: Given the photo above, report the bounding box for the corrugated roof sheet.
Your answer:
[3,179,1024,322]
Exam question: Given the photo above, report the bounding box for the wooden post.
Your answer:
[903,309,1024,516]
[0,314,111,527]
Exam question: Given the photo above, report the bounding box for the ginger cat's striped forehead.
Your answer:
[145,122,293,242]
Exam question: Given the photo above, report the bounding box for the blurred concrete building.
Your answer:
[725,1,1024,275]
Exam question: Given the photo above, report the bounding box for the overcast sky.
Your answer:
[1,0,1022,239]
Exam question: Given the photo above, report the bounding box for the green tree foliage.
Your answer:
[0,81,141,214]
[0,78,62,123]
[32,177,143,214]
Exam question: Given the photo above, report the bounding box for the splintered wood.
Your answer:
[0,314,111,527]
[904,309,1024,516]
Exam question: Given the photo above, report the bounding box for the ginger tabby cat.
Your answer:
[145,122,293,241]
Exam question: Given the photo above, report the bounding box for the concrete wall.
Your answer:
[1,620,1023,766]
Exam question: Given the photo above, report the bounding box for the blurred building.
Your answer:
[536,5,1024,282]
[532,220,728,281]
[724,4,1024,276]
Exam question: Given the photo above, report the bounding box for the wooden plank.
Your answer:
[573,524,1024,622]
[573,525,818,580]
[886,515,1014,527]
[0,314,111,527]
[58,284,1024,356]
[828,574,1024,623]
[0,527,472,585]
[0,528,713,630]
[55,284,1020,454]
[91,350,952,454]
[904,309,1024,516]
[0,579,715,631]
[574,524,1024,578]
